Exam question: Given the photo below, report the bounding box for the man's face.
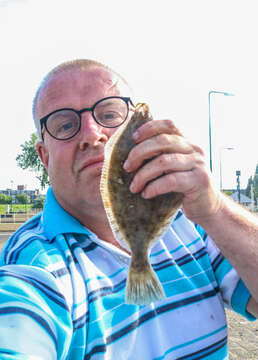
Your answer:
[36,66,131,217]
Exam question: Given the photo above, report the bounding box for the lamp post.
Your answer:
[219,146,234,191]
[236,170,241,203]
[208,91,235,172]
[10,180,14,212]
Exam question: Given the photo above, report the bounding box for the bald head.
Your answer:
[33,59,131,139]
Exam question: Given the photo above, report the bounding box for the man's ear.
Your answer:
[36,141,49,171]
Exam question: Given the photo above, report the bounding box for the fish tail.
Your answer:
[126,262,165,305]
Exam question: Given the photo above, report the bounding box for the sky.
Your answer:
[0,0,257,193]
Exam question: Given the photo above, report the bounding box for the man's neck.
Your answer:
[53,189,129,253]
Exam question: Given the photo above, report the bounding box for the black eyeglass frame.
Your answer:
[39,96,135,141]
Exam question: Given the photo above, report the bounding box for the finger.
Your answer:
[141,171,194,199]
[124,134,193,172]
[141,164,209,200]
[133,119,183,143]
[141,171,189,199]
[130,152,199,193]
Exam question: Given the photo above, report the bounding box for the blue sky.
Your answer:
[0,0,257,192]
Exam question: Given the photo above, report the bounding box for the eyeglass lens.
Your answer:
[46,110,80,140]
[46,97,129,140]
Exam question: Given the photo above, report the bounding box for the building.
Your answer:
[0,185,41,203]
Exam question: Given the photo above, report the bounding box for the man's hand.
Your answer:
[124,118,258,316]
[124,119,222,225]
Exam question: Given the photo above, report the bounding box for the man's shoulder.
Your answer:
[6,212,44,241]
[0,212,54,267]
[14,212,43,234]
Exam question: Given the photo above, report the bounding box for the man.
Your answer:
[0,59,257,359]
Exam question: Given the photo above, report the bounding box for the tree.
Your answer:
[0,194,11,204]
[32,197,45,209]
[16,193,30,205]
[245,176,253,198]
[16,133,50,189]
[253,164,258,205]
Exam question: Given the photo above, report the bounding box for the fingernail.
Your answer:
[130,182,136,192]
[133,131,139,141]
[142,190,148,198]
[123,159,130,170]
[143,192,152,199]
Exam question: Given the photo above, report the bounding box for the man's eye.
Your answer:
[104,113,117,119]
[101,111,121,121]
[61,122,74,131]
[55,120,75,135]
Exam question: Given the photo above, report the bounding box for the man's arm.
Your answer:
[194,193,258,317]
[124,118,258,317]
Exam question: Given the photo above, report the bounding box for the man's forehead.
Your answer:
[36,66,129,116]
[39,67,126,100]
[43,67,118,96]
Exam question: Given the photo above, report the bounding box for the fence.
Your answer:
[0,209,41,224]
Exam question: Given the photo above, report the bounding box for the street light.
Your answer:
[208,91,235,172]
[10,180,14,212]
[236,170,241,203]
[219,146,234,191]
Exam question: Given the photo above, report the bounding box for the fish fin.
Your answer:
[100,119,132,252]
[126,263,165,305]
[100,164,131,252]
[102,116,129,162]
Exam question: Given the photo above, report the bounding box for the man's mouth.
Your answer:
[79,156,104,172]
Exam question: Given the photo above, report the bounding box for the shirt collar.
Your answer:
[43,187,91,241]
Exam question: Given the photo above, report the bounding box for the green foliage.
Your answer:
[223,190,233,196]
[246,164,258,205]
[31,197,45,209]
[16,193,30,204]
[245,176,253,198]
[0,194,11,204]
[253,164,258,204]
[16,133,50,189]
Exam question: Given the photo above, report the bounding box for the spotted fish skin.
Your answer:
[100,103,183,305]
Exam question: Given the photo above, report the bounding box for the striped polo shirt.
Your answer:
[0,187,255,359]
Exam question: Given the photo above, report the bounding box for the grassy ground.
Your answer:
[0,204,33,214]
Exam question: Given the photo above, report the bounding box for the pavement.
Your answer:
[227,310,258,359]
[0,234,257,358]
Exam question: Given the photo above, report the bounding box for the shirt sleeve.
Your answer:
[195,224,256,321]
[0,264,73,359]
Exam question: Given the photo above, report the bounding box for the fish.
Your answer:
[100,103,183,305]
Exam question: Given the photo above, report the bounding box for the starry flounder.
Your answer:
[100,103,183,305]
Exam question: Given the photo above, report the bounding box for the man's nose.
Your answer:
[79,111,108,150]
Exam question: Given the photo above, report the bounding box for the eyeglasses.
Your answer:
[39,96,134,141]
